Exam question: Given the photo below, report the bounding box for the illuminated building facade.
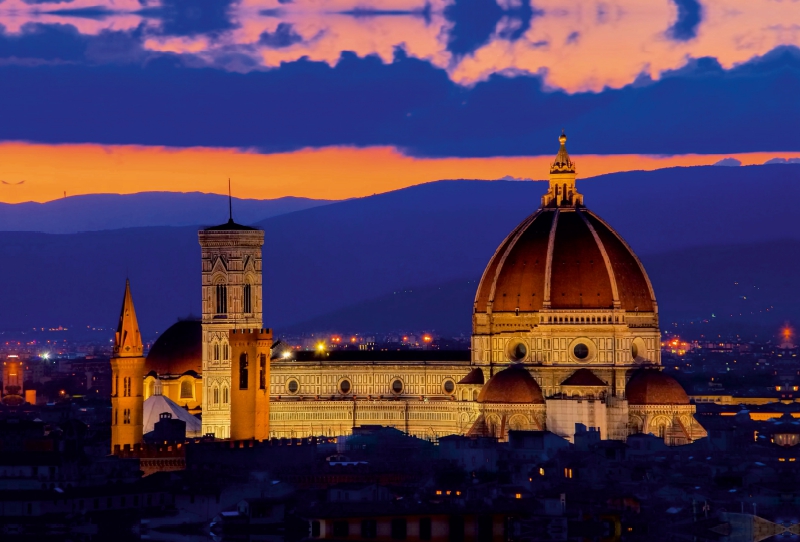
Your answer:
[129,134,705,445]
[265,133,705,444]
[1,356,25,406]
[110,280,146,453]
[229,328,272,441]
[198,218,264,438]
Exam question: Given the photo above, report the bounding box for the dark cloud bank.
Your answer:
[1,20,799,157]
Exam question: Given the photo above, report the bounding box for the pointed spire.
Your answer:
[550,130,575,174]
[114,279,143,358]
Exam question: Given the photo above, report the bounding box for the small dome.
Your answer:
[146,320,202,376]
[626,370,689,405]
[478,365,545,404]
[561,368,606,387]
[458,368,485,385]
[475,208,655,314]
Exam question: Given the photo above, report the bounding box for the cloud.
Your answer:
[1,24,799,159]
[497,175,533,181]
[141,0,238,37]
[2,0,800,93]
[764,157,800,165]
[258,23,303,48]
[713,158,741,167]
[666,0,702,42]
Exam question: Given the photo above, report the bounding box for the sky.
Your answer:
[1,0,800,203]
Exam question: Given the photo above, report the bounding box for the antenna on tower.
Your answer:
[228,178,233,222]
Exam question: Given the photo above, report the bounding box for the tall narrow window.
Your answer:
[222,386,229,404]
[239,353,249,389]
[123,409,131,424]
[213,343,220,361]
[215,284,227,314]
[114,374,118,396]
[259,354,267,390]
[123,377,131,397]
[114,409,118,425]
[243,283,252,314]
[222,343,229,361]
[213,386,219,405]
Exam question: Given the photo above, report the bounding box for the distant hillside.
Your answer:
[0,192,333,233]
[0,164,798,337]
[281,240,800,336]
[281,279,480,337]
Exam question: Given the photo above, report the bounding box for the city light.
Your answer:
[282,351,291,359]
[316,342,326,352]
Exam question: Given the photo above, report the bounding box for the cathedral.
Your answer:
[109,133,706,453]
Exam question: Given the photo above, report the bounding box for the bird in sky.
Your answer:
[1,180,25,185]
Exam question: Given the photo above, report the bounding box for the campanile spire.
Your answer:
[542,131,583,208]
[114,279,143,358]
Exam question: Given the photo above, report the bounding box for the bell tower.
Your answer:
[198,207,264,439]
[110,280,145,454]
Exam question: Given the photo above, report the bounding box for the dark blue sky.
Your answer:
[1,0,798,158]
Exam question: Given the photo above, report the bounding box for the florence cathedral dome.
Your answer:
[474,133,655,317]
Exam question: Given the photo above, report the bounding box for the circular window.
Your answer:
[573,343,589,360]
[631,343,639,360]
[507,341,527,362]
[339,379,351,394]
[443,380,455,394]
[287,379,299,394]
[391,379,404,394]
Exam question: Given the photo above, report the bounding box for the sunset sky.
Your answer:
[2,0,799,203]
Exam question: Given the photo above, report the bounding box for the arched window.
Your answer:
[123,377,131,397]
[243,283,252,314]
[213,386,219,405]
[215,284,227,314]
[180,379,193,399]
[239,353,249,390]
[222,342,229,361]
[222,386,229,404]
[213,343,220,361]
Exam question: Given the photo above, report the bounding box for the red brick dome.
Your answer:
[145,320,202,376]
[477,365,545,404]
[625,370,690,405]
[474,208,655,314]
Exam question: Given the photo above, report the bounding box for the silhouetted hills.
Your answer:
[283,240,800,337]
[0,164,798,337]
[0,192,332,233]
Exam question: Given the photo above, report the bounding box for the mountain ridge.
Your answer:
[0,192,334,233]
[0,164,798,337]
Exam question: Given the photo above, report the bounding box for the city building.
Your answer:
[110,280,145,453]
[120,133,706,445]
